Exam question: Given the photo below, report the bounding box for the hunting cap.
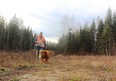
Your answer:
[40,32,43,34]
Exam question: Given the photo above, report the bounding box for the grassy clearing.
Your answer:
[0,51,40,81]
[0,51,116,81]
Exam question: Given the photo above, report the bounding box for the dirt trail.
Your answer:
[19,55,116,81]
[20,58,70,81]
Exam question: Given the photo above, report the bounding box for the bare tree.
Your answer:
[60,14,76,54]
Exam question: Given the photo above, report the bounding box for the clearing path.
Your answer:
[20,55,116,81]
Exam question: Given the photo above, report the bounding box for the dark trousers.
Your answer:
[35,46,43,59]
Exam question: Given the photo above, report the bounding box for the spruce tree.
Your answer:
[96,19,104,54]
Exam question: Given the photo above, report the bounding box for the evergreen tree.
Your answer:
[102,8,113,55]
[90,20,96,53]
[8,15,20,50]
[112,12,116,42]
[0,16,5,50]
[112,12,116,55]
[80,23,93,53]
[102,25,113,55]
[96,19,104,54]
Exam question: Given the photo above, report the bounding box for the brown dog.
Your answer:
[41,50,49,63]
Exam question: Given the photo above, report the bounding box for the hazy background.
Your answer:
[0,0,116,43]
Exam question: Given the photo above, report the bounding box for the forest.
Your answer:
[56,8,116,55]
[0,15,34,51]
[0,8,116,55]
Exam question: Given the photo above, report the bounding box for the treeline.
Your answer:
[56,8,116,55]
[0,15,34,51]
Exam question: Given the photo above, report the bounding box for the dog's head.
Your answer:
[41,50,47,56]
[41,50,49,62]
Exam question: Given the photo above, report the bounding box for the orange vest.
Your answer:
[37,36,45,42]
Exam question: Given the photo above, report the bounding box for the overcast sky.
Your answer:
[0,0,116,43]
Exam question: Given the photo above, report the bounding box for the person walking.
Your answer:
[34,32,46,62]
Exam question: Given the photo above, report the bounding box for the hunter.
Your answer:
[34,32,46,61]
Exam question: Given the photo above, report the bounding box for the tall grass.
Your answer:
[0,51,36,68]
[0,52,116,81]
[0,51,38,81]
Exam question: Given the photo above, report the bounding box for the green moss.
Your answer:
[9,76,19,81]
[0,67,9,72]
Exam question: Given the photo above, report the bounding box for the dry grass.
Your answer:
[53,55,116,81]
[0,51,116,81]
[0,51,39,81]
[0,51,36,67]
